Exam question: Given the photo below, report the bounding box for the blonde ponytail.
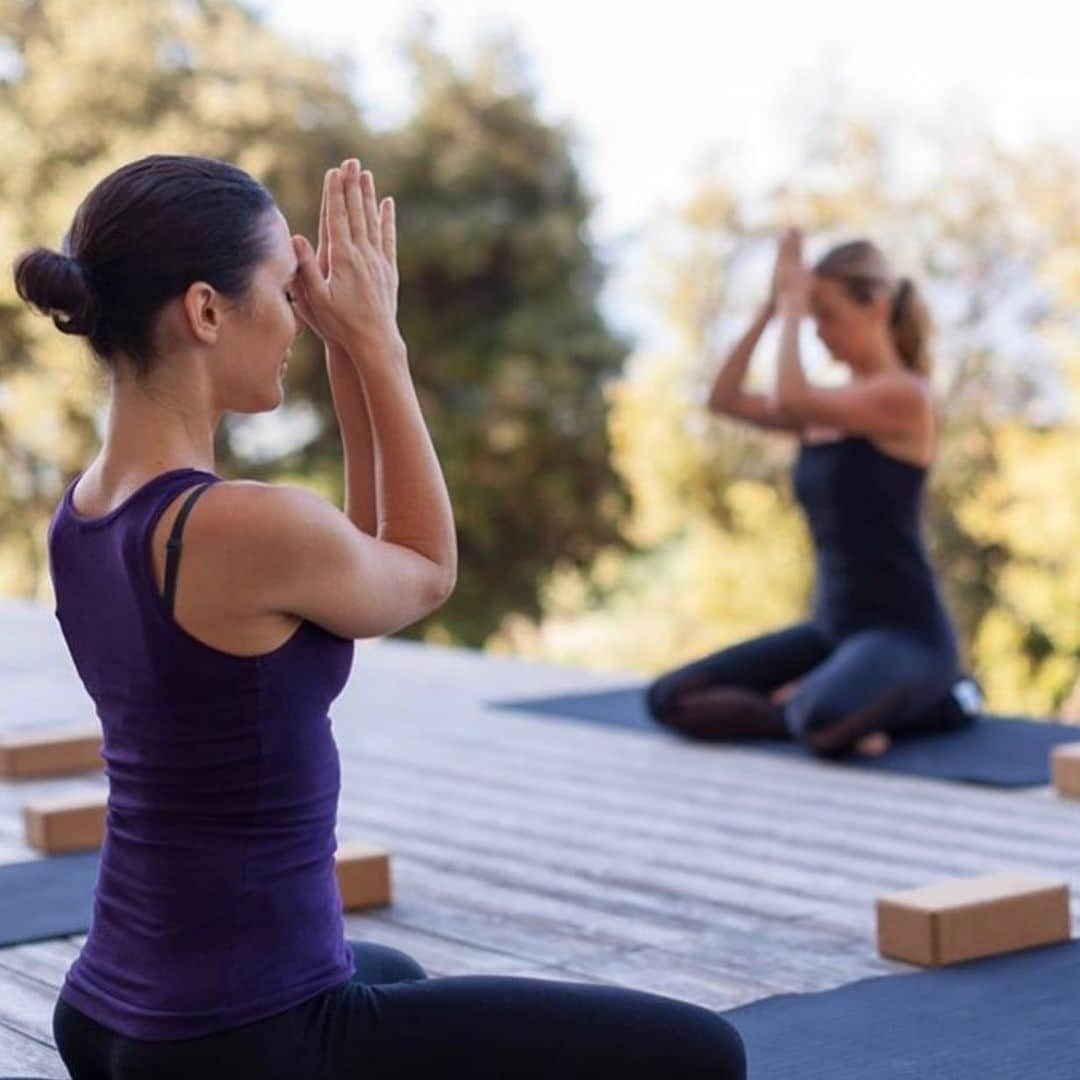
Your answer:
[888,276,932,375]
[813,241,933,375]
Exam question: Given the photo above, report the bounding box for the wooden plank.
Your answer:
[339,912,610,980]
[550,944,791,1011]
[0,1013,66,1078]
[1,599,1077,1072]
[343,744,1064,886]
[342,699,1080,830]
[338,738,1080,894]
[354,884,652,969]
[341,722,1080,859]
[337,798,873,929]
[0,938,79,987]
[0,963,66,1051]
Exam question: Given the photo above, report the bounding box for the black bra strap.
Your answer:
[163,482,216,616]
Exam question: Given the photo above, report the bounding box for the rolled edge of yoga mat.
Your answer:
[876,872,1071,966]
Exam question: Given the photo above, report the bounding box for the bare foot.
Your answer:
[855,732,892,756]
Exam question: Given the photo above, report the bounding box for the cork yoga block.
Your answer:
[23,792,107,853]
[876,872,1071,967]
[1051,743,1080,798]
[0,725,103,779]
[335,841,392,910]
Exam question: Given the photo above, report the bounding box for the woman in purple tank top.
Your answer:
[15,155,745,1078]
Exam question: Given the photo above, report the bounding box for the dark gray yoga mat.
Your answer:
[0,850,98,947]
[490,685,1080,786]
[721,939,1080,1079]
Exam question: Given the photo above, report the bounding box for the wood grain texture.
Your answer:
[1,597,1077,1074]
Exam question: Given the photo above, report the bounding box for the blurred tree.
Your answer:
[0,0,368,588]
[0,4,629,647]
[383,25,630,643]
[490,107,1080,716]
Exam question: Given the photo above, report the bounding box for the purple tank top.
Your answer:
[46,466,356,1040]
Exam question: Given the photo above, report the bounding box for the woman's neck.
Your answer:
[92,364,218,480]
[850,341,905,378]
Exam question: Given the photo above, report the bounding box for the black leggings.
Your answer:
[645,620,960,755]
[53,940,746,1079]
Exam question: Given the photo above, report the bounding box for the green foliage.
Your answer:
[1,0,366,589]
[382,28,630,643]
[0,3,628,645]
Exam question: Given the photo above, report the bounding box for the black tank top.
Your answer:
[792,435,956,644]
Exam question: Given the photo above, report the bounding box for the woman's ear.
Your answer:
[180,281,221,345]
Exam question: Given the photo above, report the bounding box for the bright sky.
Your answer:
[253,0,1079,343]
[231,0,1077,457]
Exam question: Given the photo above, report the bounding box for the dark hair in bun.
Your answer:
[11,154,277,378]
[13,248,101,337]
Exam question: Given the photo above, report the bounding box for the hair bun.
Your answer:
[12,247,100,337]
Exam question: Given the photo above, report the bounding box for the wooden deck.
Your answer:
[2,596,1078,1076]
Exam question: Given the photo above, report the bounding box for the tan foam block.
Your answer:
[876,872,1071,966]
[1051,743,1080,798]
[335,841,392,910]
[0,725,102,779]
[23,792,107,853]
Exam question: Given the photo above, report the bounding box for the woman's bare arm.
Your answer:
[292,158,456,594]
[326,343,378,535]
[706,300,802,431]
